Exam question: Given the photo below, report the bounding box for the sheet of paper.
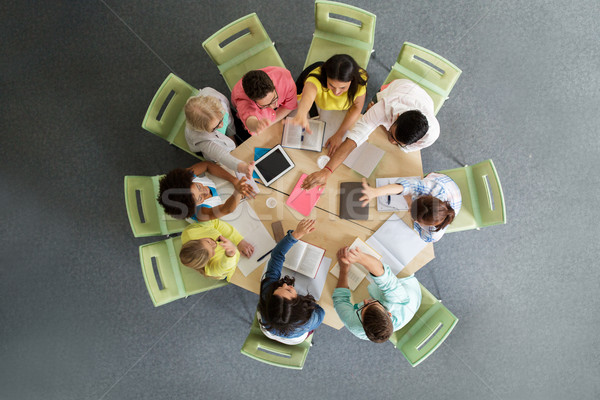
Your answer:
[343,142,385,178]
[282,256,331,301]
[220,202,276,277]
[366,214,427,275]
[375,177,416,212]
[318,109,347,145]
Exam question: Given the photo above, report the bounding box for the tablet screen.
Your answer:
[254,145,294,186]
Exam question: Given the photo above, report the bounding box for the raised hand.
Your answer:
[237,161,255,180]
[233,176,256,198]
[286,113,313,134]
[255,118,271,134]
[292,219,316,239]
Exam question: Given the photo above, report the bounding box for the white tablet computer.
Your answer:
[254,145,295,187]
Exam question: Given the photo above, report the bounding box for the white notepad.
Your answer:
[329,238,381,291]
[220,202,276,277]
[375,177,418,212]
[366,214,427,275]
[343,142,385,178]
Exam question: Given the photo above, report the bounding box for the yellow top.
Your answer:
[303,66,367,111]
[181,219,244,281]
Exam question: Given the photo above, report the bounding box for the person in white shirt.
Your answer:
[301,79,440,190]
[184,88,254,179]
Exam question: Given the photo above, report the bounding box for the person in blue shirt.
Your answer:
[333,247,422,343]
[258,219,325,344]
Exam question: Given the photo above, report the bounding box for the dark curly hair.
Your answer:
[308,54,368,109]
[241,70,275,101]
[156,168,195,219]
[258,276,318,336]
[410,195,455,231]
[392,110,429,146]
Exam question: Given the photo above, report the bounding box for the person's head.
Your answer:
[410,195,455,231]
[258,275,318,335]
[358,299,394,343]
[179,238,217,273]
[387,110,429,147]
[309,54,368,108]
[157,169,211,219]
[242,70,278,109]
[184,96,224,132]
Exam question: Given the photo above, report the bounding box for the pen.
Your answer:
[256,249,273,262]
[387,195,391,205]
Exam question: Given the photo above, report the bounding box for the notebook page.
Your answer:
[283,256,331,301]
[375,177,409,212]
[296,244,324,278]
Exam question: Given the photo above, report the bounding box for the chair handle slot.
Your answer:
[156,90,176,121]
[135,189,146,223]
[483,175,495,210]
[416,322,443,351]
[413,55,446,76]
[328,13,363,28]
[151,256,165,290]
[257,345,292,358]
[219,28,251,49]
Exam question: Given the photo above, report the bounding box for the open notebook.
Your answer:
[366,214,427,275]
[375,177,418,211]
[329,238,381,291]
[281,117,325,152]
[283,240,325,279]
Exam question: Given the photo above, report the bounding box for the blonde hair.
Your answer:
[184,96,224,132]
[179,240,211,275]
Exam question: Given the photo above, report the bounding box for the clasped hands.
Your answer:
[217,235,255,259]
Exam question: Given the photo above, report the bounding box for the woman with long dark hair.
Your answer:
[258,219,324,344]
[289,54,368,156]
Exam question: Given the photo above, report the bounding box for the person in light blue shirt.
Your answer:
[332,247,422,342]
[258,219,325,344]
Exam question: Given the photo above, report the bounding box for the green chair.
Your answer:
[240,314,313,370]
[304,0,376,69]
[141,73,202,158]
[202,13,286,91]
[389,284,458,367]
[139,236,228,307]
[437,159,506,233]
[383,42,462,115]
[124,175,189,238]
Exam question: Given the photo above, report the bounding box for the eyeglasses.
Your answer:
[355,299,386,324]
[211,117,224,132]
[255,90,278,109]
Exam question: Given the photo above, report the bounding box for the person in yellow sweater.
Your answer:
[179,219,254,281]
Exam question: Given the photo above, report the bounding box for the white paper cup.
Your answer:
[317,155,330,169]
[266,197,277,208]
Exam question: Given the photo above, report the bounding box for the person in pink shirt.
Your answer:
[231,66,297,135]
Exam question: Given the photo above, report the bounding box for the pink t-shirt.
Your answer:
[231,66,297,134]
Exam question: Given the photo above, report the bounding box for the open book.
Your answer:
[329,238,381,291]
[281,117,326,152]
[366,214,427,275]
[375,177,418,212]
[343,142,385,178]
[283,240,326,279]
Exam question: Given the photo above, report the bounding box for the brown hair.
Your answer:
[242,70,275,101]
[184,96,224,132]
[410,195,455,231]
[362,304,394,343]
[179,240,211,275]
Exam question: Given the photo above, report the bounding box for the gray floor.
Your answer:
[1,1,599,399]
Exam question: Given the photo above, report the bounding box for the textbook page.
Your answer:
[281,118,325,152]
[283,256,331,301]
[366,214,427,275]
[296,244,325,278]
[343,142,385,178]
[283,241,308,271]
[220,202,276,276]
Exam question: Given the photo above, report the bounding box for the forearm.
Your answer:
[296,83,317,117]
[265,231,298,278]
[334,103,362,137]
[374,184,405,197]
[218,192,242,215]
[206,162,236,183]
[336,267,350,289]
[325,139,357,171]
[245,116,259,133]
[273,107,293,123]
[359,255,385,277]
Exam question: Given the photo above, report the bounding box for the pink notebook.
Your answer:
[286,174,324,216]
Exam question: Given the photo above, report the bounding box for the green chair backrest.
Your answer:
[139,236,228,307]
[240,314,312,370]
[202,13,285,91]
[141,73,202,158]
[389,284,458,367]
[383,42,462,115]
[304,0,376,69]
[438,159,506,232]
[124,175,189,238]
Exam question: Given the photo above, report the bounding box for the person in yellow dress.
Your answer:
[289,54,368,156]
[179,219,254,281]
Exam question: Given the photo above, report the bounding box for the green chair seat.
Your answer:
[139,236,228,307]
[437,159,506,233]
[389,284,458,367]
[141,74,203,159]
[203,13,285,91]
[124,175,189,238]
[383,42,462,115]
[241,314,313,370]
[304,0,376,69]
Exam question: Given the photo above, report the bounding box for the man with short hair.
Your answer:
[332,246,422,343]
[231,67,297,135]
[302,79,440,189]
